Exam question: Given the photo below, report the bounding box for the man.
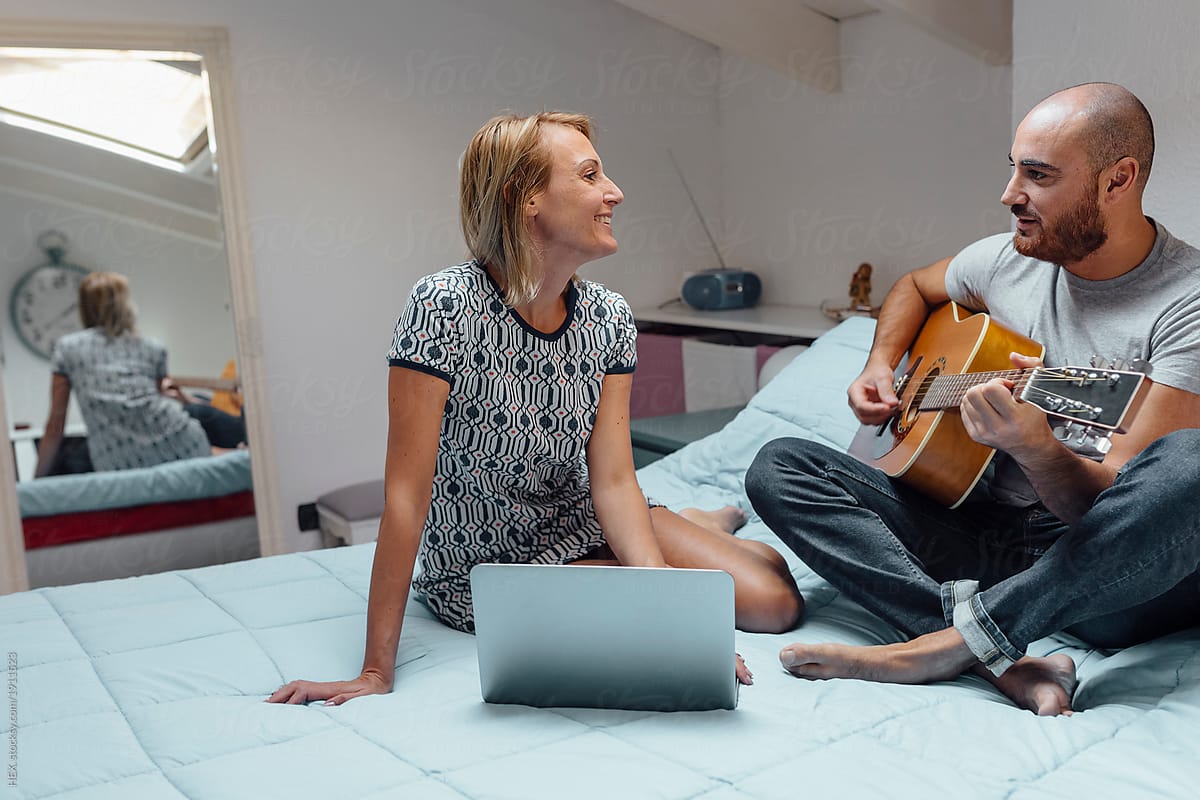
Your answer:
[745,83,1200,716]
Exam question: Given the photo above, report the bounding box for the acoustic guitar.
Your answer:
[849,302,1150,507]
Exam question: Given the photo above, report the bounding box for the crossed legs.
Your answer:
[746,430,1200,715]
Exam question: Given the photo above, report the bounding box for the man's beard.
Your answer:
[1012,187,1108,265]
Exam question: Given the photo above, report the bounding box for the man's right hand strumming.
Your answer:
[847,358,900,425]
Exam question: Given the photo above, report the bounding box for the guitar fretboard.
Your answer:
[918,369,1031,410]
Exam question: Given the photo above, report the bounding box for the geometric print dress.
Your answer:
[50,328,210,472]
[388,260,638,632]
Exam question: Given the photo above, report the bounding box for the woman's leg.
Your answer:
[678,506,747,534]
[677,506,793,579]
[648,506,804,633]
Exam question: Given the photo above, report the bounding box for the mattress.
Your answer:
[17,451,253,518]
[5,319,1199,799]
[17,452,255,550]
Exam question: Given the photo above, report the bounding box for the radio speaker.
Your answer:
[681,270,762,311]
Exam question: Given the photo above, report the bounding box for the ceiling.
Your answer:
[803,0,878,20]
[611,0,1011,92]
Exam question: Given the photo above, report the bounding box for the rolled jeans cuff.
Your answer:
[941,579,1024,677]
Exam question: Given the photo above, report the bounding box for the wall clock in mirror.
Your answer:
[9,230,89,360]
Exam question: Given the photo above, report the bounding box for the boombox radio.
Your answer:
[667,149,762,312]
[681,269,762,311]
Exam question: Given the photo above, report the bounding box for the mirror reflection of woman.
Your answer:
[270,112,804,706]
[35,271,241,477]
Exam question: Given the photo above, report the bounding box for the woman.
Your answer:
[35,271,238,476]
[270,112,803,706]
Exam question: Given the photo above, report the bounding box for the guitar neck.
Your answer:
[916,364,1147,433]
[919,369,1030,410]
[169,375,239,393]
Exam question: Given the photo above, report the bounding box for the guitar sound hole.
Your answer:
[896,366,939,434]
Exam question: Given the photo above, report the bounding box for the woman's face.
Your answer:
[526,124,624,267]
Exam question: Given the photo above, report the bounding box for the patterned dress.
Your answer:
[388,261,638,631]
[50,328,210,471]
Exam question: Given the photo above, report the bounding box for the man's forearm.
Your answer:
[1012,442,1116,526]
[867,273,940,370]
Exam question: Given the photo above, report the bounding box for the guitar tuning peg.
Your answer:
[1093,356,1153,375]
[1053,422,1113,459]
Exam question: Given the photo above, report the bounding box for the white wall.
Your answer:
[0,0,726,550]
[1011,0,1200,245]
[716,11,1014,308]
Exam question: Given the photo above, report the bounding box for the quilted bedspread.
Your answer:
[5,318,1200,799]
[16,451,253,519]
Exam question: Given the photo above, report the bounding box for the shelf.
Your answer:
[633,300,837,340]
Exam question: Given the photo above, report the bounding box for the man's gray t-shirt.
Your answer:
[945,220,1200,506]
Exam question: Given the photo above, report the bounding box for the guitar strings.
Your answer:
[913,370,1109,394]
[914,369,1116,411]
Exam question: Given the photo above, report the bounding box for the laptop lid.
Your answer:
[470,563,737,711]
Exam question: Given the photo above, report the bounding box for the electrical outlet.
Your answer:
[297,502,320,531]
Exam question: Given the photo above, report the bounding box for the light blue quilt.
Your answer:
[5,319,1198,799]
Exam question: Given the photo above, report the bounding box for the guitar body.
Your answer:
[850,302,1043,507]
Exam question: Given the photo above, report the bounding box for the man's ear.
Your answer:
[1105,156,1139,197]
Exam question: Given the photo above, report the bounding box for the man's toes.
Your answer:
[779,645,823,677]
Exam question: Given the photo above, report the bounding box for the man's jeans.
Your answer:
[745,429,1200,676]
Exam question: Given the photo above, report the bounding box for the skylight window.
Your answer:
[0,48,209,171]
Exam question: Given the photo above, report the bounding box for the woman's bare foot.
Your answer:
[981,654,1077,716]
[679,506,747,535]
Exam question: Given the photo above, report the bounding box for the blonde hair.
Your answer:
[78,271,136,338]
[459,111,593,307]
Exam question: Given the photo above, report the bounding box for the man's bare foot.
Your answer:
[779,628,1079,717]
[679,506,747,535]
[779,628,977,685]
[981,655,1077,717]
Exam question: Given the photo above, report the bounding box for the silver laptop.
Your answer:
[470,563,738,711]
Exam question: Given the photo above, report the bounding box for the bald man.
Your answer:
[746,83,1200,716]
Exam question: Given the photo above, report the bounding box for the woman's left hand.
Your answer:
[737,653,753,685]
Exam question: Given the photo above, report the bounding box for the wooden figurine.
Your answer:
[849,262,873,309]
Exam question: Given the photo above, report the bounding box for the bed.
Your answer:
[6,318,1199,799]
[16,451,259,588]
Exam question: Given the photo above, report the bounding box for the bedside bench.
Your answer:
[630,405,744,468]
[317,479,384,546]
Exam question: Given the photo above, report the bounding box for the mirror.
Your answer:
[0,23,279,592]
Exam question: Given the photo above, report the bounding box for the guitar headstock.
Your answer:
[1053,421,1114,459]
[1019,366,1149,432]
